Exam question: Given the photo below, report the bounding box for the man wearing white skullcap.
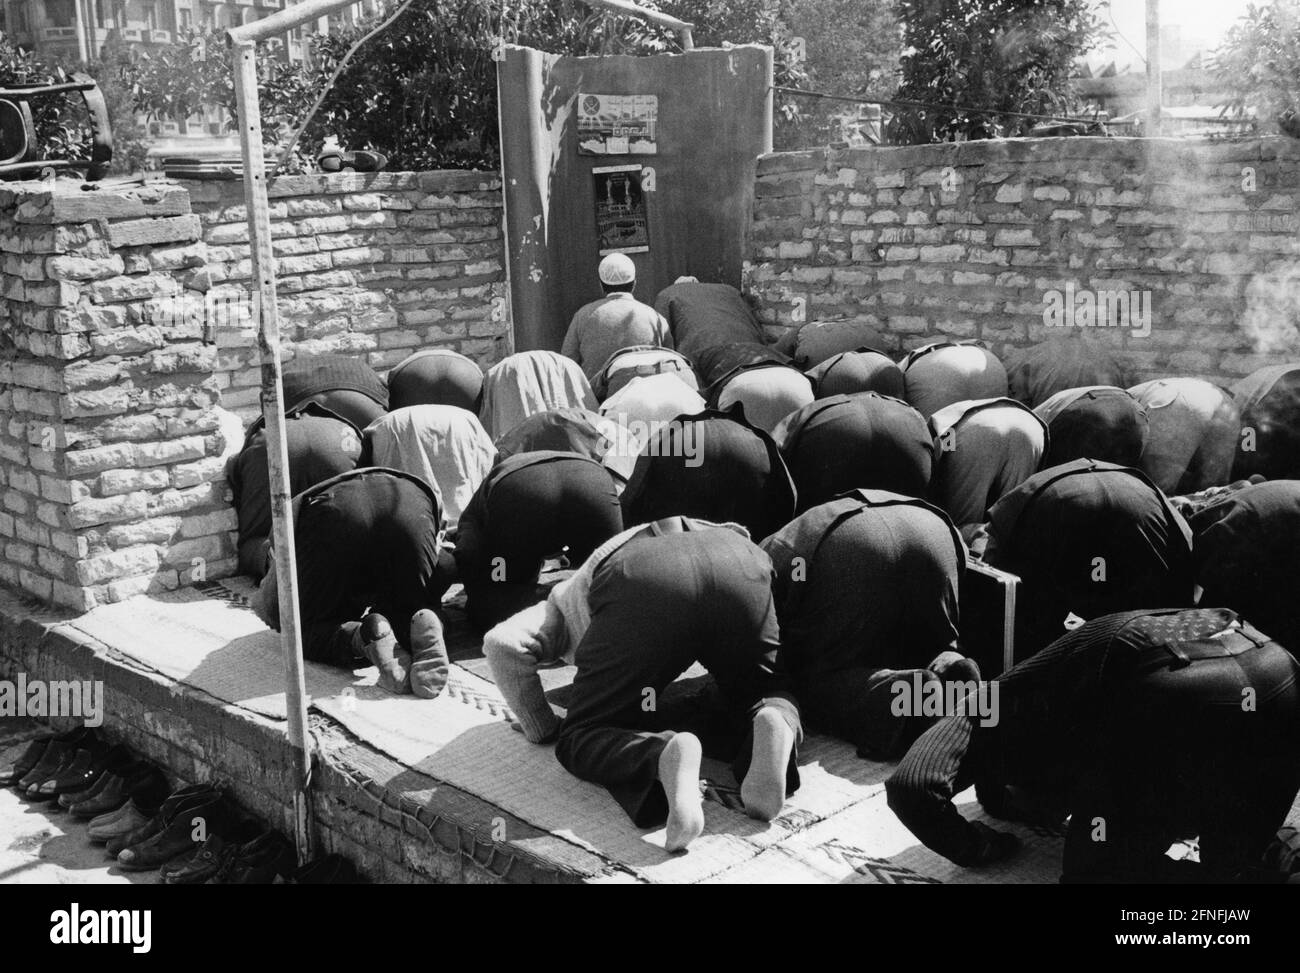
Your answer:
[561,253,673,383]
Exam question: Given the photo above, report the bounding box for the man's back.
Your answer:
[562,293,671,381]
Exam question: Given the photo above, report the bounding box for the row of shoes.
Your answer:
[2,727,360,884]
[1,726,166,813]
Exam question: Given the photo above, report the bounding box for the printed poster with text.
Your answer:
[578,93,658,155]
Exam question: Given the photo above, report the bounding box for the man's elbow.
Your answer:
[885,775,925,829]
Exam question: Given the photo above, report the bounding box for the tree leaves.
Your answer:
[891,0,1105,144]
[1210,0,1300,132]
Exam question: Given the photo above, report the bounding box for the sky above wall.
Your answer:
[1088,0,1259,71]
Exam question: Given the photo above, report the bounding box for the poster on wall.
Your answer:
[593,164,650,255]
[577,93,658,155]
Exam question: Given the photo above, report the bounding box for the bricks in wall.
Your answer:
[181,170,509,419]
[1,170,510,610]
[745,136,1300,385]
[0,180,236,610]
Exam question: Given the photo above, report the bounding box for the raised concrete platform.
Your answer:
[4,576,1235,885]
[0,585,605,884]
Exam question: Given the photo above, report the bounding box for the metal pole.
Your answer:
[761,45,773,154]
[1146,0,1162,137]
[231,37,314,866]
[584,0,694,48]
[229,0,355,44]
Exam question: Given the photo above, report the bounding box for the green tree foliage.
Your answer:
[129,28,315,164]
[132,0,838,169]
[780,0,904,146]
[293,0,816,169]
[1211,0,1300,135]
[1,31,159,176]
[86,34,151,174]
[891,0,1106,143]
[0,32,90,166]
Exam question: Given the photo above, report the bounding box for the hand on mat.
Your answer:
[969,821,1021,866]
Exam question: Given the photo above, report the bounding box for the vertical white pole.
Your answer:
[1146,0,1162,137]
[231,37,314,866]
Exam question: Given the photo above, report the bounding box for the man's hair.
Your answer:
[601,281,635,295]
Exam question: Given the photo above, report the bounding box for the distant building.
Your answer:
[1074,62,1247,136]
[1,0,382,63]
[1,0,381,161]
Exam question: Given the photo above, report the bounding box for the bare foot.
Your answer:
[658,733,705,853]
[741,707,795,821]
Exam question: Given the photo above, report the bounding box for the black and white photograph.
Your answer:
[0,0,1297,950]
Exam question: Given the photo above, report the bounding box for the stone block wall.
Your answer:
[180,171,508,418]
[746,137,1300,385]
[0,181,231,611]
[1,171,510,611]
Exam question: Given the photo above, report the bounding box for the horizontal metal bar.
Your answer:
[228,0,361,44]
[0,80,97,95]
[0,160,82,174]
[585,0,694,32]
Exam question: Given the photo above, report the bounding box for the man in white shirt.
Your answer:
[561,253,672,383]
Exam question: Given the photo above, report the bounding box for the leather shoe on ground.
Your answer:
[29,741,115,801]
[70,765,168,819]
[162,820,264,885]
[208,828,295,884]
[89,799,160,845]
[1,735,57,787]
[55,745,134,806]
[117,791,232,871]
[105,783,216,856]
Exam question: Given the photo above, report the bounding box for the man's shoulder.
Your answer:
[569,298,605,324]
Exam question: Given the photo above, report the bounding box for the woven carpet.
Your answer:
[54,576,1271,884]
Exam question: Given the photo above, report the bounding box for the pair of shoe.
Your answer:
[4,728,101,799]
[1,728,93,787]
[87,796,165,844]
[67,761,170,819]
[316,147,388,173]
[160,820,294,884]
[109,782,234,872]
[357,609,449,699]
[51,744,134,808]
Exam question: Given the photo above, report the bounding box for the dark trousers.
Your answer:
[294,471,449,666]
[461,458,623,630]
[1061,641,1300,883]
[555,529,801,827]
[798,662,974,761]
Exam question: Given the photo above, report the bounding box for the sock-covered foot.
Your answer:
[658,733,704,853]
[741,706,796,822]
[358,613,410,695]
[408,609,449,700]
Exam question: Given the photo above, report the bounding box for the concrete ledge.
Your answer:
[0,584,626,884]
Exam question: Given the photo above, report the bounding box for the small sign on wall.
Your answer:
[578,93,658,155]
[594,164,650,255]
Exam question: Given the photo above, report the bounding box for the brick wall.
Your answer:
[0,181,232,612]
[745,137,1300,385]
[180,170,508,418]
[1,171,510,611]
